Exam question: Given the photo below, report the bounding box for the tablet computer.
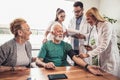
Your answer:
[48,73,68,80]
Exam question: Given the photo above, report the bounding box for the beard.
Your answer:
[52,34,63,41]
[55,35,63,41]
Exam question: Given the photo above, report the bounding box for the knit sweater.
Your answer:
[0,38,32,67]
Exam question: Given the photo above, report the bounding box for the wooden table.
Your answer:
[0,66,120,80]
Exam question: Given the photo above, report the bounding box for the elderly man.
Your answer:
[0,18,32,72]
[36,22,103,76]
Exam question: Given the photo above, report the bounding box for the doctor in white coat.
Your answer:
[80,7,120,77]
[68,15,89,53]
[67,1,91,64]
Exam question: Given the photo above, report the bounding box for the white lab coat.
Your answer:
[87,21,120,77]
[67,16,92,64]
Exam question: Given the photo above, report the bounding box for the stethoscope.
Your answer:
[87,27,94,45]
[87,25,98,46]
[86,25,99,66]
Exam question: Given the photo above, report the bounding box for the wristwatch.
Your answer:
[84,64,89,71]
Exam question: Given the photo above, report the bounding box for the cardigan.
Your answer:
[0,38,32,67]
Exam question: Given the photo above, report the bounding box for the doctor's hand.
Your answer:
[44,62,56,69]
[63,31,68,37]
[72,33,85,39]
[87,65,103,76]
[84,45,93,51]
[42,38,47,43]
[79,53,89,58]
[77,33,86,39]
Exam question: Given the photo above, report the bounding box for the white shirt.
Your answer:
[16,42,30,66]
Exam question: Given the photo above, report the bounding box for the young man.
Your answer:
[68,1,88,54]
[67,1,91,65]
[36,23,103,76]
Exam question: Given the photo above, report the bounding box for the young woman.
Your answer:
[42,8,66,43]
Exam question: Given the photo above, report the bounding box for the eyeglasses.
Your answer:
[21,28,31,32]
[74,10,82,13]
[60,15,65,18]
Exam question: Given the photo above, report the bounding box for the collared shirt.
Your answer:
[73,16,83,50]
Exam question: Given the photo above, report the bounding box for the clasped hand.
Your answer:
[84,45,93,51]
[78,53,89,59]
[44,62,56,69]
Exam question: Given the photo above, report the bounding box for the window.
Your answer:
[0,0,73,57]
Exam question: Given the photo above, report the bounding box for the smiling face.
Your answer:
[10,18,32,43]
[57,12,65,22]
[51,24,64,43]
[86,15,93,24]
[20,23,32,41]
[53,25,63,41]
[86,15,97,26]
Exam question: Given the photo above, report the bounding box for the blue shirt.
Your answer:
[73,16,83,50]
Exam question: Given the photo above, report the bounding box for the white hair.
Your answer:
[51,22,63,32]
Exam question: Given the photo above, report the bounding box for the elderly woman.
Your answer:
[79,7,120,77]
[0,18,32,72]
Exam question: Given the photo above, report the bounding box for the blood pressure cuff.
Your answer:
[67,49,76,59]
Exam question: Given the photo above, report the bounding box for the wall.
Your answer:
[99,0,120,19]
[79,0,100,13]
[99,0,120,43]
[67,0,100,12]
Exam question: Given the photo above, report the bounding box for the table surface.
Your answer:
[0,66,120,80]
